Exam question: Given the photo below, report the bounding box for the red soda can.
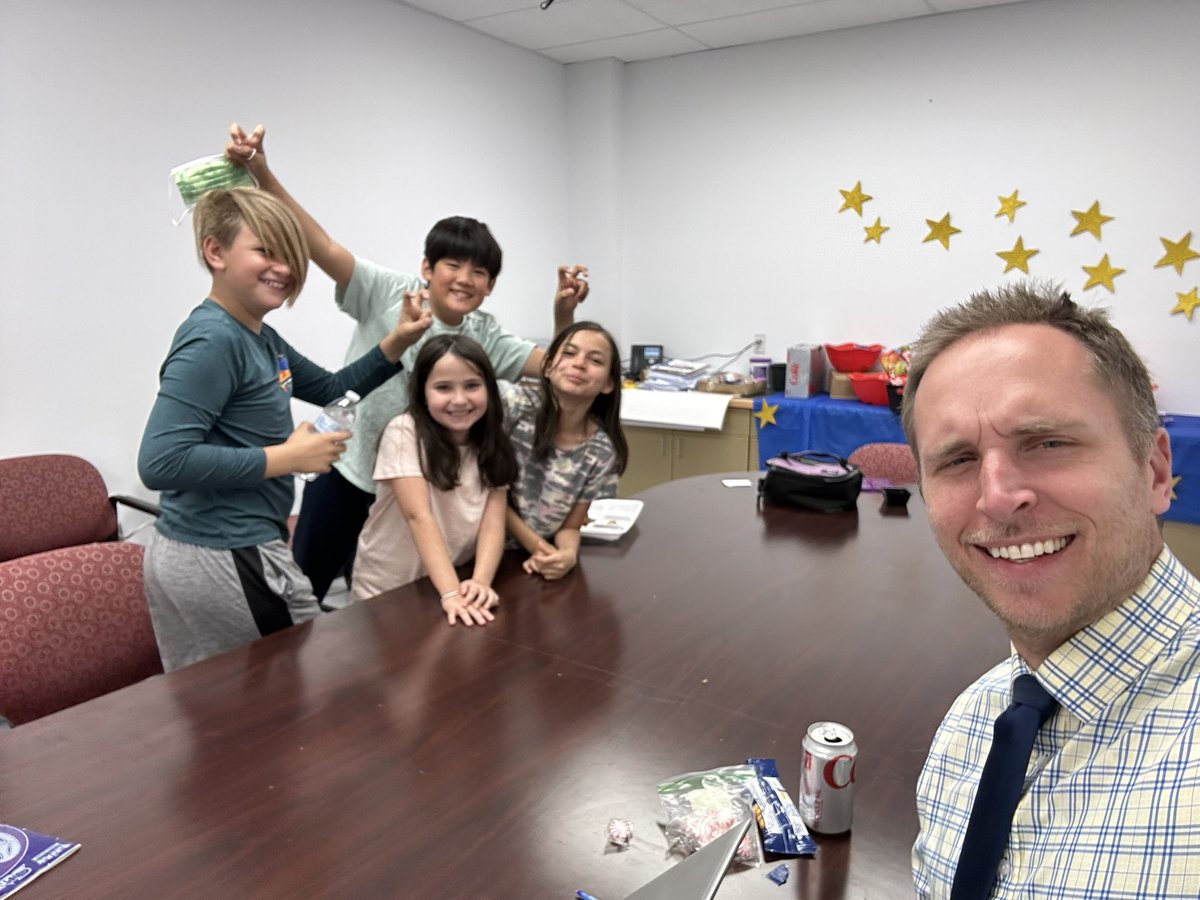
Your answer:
[798,721,857,834]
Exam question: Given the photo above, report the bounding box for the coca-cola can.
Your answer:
[798,721,857,834]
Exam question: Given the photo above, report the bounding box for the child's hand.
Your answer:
[441,580,498,626]
[226,122,268,181]
[285,421,351,475]
[379,289,434,363]
[522,540,578,581]
[554,264,590,320]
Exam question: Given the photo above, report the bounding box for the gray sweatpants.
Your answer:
[143,530,322,672]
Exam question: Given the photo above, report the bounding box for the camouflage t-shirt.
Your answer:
[503,383,619,540]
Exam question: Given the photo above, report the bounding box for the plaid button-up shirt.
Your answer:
[913,547,1200,898]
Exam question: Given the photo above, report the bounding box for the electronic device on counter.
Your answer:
[629,344,664,379]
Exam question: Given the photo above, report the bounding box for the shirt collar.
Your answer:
[1021,547,1199,723]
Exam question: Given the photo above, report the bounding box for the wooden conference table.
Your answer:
[0,475,1007,899]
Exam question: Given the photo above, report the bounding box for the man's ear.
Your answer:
[202,235,226,271]
[1148,427,1174,516]
[420,258,433,282]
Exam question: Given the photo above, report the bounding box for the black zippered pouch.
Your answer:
[757,451,863,512]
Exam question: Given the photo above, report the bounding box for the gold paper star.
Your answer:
[996,236,1040,274]
[1154,232,1200,275]
[1082,254,1125,293]
[755,400,779,428]
[1171,475,1182,501]
[1171,287,1200,321]
[923,213,961,250]
[864,217,889,243]
[1070,201,1113,240]
[839,181,872,216]
[996,190,1026,223]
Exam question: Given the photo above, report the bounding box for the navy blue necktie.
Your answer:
[950,674,1058,900]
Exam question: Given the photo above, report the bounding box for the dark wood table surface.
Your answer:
[0,474,1008,899]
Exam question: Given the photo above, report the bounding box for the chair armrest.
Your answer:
[111,495,161,518]
[109,494,161,541]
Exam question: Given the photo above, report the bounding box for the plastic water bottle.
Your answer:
[297,390,360,482]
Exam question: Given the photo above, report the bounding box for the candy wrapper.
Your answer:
[606,818,633,850]
[746,757,818,857]
[766,863,790,885]
[656,765,762,866]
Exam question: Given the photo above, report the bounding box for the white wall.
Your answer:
[3,0,1197,506]
[616,0,1199,415]
[1,0,571,498]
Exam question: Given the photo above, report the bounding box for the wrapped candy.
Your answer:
[606,818,633,850]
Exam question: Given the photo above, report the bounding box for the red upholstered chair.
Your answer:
[848,442,919,485]
[0,454,159,563]
[0,541,163,724]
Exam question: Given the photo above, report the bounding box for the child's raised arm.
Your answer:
[521,264,591,378]
[225,123,357,289]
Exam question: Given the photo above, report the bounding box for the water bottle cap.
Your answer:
[345,391,360,403]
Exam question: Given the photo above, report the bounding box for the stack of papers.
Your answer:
[642,359,709,391]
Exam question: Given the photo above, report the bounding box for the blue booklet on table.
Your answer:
[0,825,80,898]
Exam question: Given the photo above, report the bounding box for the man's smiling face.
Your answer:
[913,323,1171,662]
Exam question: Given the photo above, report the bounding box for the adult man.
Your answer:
[904,281,1198,897]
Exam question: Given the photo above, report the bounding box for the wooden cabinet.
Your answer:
[619,404,758,497]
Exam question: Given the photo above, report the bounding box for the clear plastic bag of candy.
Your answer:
[656,764,762,866]
[168,154,257,224]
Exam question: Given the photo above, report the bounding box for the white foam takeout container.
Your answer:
[580,498,644,542]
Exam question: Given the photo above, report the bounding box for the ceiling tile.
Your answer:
[464,0,664,50]
[679,0,931,48]
[620,0,817,27]
[543,26,710,63]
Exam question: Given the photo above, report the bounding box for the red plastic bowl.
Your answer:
[824,342,883,373]
[848,372,890,405]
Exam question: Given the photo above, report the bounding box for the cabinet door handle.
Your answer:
[659,435,666,456]
[676,436,683,460]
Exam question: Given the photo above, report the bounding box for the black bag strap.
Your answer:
[778,450,854,472]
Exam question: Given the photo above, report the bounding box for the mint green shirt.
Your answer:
[333,256,535,493]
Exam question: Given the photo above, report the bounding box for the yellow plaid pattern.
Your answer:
[913,548,1200,898]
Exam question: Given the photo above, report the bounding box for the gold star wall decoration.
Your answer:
[923,213,961,250]
[1171,475,1182,501]
[997,236,1039,274]
[1082,254,1125,293]
[1070,200,1113,240]
[864,217,889,243]
[839,181,872,216]
[756,400,779,428]
[996,190,1026,223]
[1154,232,1200,275]
[1171,287,1200,321]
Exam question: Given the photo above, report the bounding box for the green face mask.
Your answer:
[168,154,256,224]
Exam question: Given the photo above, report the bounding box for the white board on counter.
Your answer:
[619,388,734,431]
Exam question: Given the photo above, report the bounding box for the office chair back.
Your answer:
[0,454,119,562]
[847,442,919,485]
[0,541,163,725]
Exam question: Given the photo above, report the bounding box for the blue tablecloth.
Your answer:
[1164,414,1200,525]
[753,394,1200,525]
[754,393,906,463]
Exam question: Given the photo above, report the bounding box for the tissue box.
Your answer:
[784,344,826,398]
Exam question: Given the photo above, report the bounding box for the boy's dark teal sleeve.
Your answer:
[138,331,268,490]
[286,340,403,408]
